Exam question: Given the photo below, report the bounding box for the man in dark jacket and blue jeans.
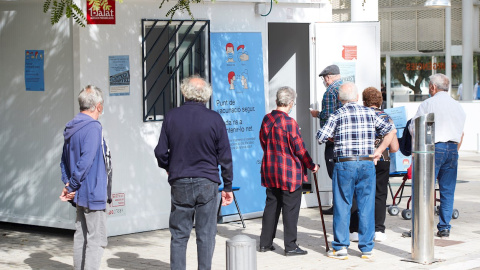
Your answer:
[155,76,234,270]
[60,85,108,270]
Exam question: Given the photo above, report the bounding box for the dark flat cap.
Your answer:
[319,65,340,77]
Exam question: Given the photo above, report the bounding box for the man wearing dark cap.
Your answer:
[310,64,343,183]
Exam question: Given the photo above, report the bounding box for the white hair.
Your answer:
[338,82,358,103]
[429,73,450,92]
[78,85,103,112]
[276,86,296,107]
[181,75,212,103]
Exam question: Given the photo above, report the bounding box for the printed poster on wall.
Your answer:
[211,32,266,215]
[109,55,130,96]
[25,50,44,91]
[106,193,126,217]
[335,61,356,83]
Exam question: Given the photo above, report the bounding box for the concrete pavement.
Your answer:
[1,151,480,270]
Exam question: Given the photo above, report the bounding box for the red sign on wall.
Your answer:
[342,45,357,60]
[87,0,116,25]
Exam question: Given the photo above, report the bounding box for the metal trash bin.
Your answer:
[412,113,435,264]
[226,235,257,270]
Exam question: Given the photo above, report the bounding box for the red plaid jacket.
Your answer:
[260,110,316,192]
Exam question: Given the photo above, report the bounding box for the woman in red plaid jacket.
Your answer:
[259,86,319,256]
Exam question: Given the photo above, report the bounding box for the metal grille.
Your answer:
[390,11,417,51]
[334,1,472,52]
[391,0,423,7]
[142,20,210,122]
[331,0,350,10]
[379,12,391,51]
[332,12,351,22]
[417,9,444,51]
[451,7,462,46]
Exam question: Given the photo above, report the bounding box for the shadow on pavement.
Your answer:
[107,252,169,270]
[24,252,72,269]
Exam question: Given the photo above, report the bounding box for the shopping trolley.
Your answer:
[387,165,460,220]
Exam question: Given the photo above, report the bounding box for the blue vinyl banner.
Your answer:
[211,32,266,215]
[25,50,44,91]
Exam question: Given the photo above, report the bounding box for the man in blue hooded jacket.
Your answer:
[60,85,108,270]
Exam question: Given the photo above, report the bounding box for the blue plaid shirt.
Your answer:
[318,79,343,128]
[316,103,395,158]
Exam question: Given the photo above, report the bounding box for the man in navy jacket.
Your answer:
[155,76,234,270]
[60,85,108,270]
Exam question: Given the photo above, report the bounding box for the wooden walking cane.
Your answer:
[313,171,330,252]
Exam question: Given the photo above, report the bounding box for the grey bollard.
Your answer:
[412,113,435,264]
[226,235,257,270]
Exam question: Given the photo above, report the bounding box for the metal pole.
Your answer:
[386,55,391,108]
[411,113,436,264]
[226,235,256,270]
[463,0,474,100]
[445,6,452,92]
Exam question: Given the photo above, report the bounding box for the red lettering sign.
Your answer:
[87,0,115,25]
[342,45,357,60]
[405,62,457,71]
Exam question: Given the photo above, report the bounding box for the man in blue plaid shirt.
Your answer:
[311,65,343,181]
[316,82,396,260]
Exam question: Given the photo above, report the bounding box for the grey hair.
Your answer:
[338,82,358,103]
[276,86,296,107]
[78,85,103,112]
[429,73,450,92]
[181,75,212,103]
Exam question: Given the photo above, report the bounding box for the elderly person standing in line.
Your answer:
[349,87,399,243]
[316,82,396,260]
[409,73,466,238]
[60,85,109,269]
[310,65,343,181]
[154,76,234,270]
[259,86,319,256]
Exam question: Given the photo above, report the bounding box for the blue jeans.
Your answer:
[332,160,376,252]
[435,142,459,231]
[169,178,218,270]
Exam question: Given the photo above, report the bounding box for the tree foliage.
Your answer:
[160,0,203,19]
[44,0,200,27]
[43,0,88,27]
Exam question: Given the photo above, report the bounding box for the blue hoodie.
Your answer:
[60,113,107,210]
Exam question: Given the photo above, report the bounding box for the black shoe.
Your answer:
[285,247,308,256]
[259,245,275,252]
[437,229,450,238]
[402,230,411,238]
[323,207,334,215]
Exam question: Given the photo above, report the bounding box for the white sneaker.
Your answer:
[374,231,387,242]
[361,251,373,259]
[350,232,359,242]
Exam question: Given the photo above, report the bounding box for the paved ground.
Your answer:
[1,151,480,270]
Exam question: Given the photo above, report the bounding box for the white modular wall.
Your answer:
[1,0,331,236]
[0,2,76,228]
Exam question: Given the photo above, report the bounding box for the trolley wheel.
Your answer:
[402,209,412,220]
[388,205,399,216]
[452,209,459,219]
[434,206,440,215]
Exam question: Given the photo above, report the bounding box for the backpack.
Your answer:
[399,119,412,156]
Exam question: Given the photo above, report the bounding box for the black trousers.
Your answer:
[324,141,335,179]
[260,187,302,251]
[350,161,391,233]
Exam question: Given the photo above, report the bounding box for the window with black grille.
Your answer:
[142,20,210,121]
